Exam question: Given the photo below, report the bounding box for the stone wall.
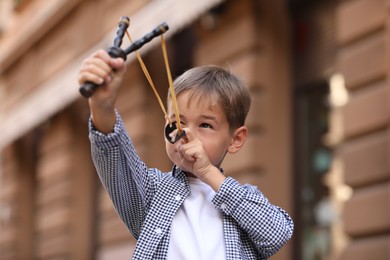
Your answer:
[337,0,390,258]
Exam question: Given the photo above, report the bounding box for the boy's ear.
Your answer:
[227,126,248,154]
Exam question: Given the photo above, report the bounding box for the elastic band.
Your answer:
[160,34,182,132]
[125,30,173,125]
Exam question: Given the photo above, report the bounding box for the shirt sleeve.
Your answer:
[89,111,162,239]
[212,177,294,258]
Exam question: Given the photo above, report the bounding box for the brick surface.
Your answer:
[36,204,70,232]
[344,183,390,237]
[342,80,389,138]
[35,231,69,259]
[245,91,265,132]
[0,226,16,245]
[98,214,133,246]
[337,0,386,44]
[36,151,72,184]
[338,32,386,89]
[97,186,134,246]
[340,235,390,260]
[228,50,266,90]
[222,134,266,175]
[342,130,390,187]
[195,14,257,65]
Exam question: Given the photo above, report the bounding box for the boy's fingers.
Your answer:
[84,57,112,74]
[92,49,111,61]
[181,128,192,142]
[78,71,105,86]
[79,62,111,85]
[180,143,197,162]
[93,49,125,71]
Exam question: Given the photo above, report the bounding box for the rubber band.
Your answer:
[160,34,182,133]
[124,30,172,125]
[125,24,185,141]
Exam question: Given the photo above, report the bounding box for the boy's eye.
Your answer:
[200,123,212,129]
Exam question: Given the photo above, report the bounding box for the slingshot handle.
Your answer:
[124,22,169,54]
[79,17,129,98]
[79,20,169,98]
[78,47,127,98]
[113,16,130,48]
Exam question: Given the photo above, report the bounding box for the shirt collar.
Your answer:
[171,165,225,179]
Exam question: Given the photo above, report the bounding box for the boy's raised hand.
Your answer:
[78,49,126,133]
[78,50,126,105]
[176,128,226,191]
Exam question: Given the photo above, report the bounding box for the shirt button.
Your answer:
[155,228,162,234]
[175,195,182,201]
[220,203,227,210]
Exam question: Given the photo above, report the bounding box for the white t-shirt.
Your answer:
[167,177,226,259]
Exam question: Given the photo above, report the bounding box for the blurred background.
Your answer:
[0,0,388,259]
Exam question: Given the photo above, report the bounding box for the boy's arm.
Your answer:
[80,50,160,238]
[89,101,116,134]
[78,49,125,133]
[89,111,163,238]
[212,177,294,258]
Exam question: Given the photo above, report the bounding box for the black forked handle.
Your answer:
[79,18,169,98]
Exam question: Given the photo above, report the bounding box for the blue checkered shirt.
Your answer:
[89,113,294,259]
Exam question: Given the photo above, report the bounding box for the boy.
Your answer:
[78,49,293,259]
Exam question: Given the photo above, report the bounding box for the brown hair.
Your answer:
[168,65,251,131]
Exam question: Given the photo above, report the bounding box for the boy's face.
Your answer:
[165,91,235,172]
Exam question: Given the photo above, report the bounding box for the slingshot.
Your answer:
[79,16,186,144]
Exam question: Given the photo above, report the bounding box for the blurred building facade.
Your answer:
[0,0,388,259]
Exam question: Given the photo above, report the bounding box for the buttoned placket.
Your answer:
[133,172,190,260]
[175,194,182,201]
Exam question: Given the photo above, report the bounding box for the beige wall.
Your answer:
[337,0,390,258]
